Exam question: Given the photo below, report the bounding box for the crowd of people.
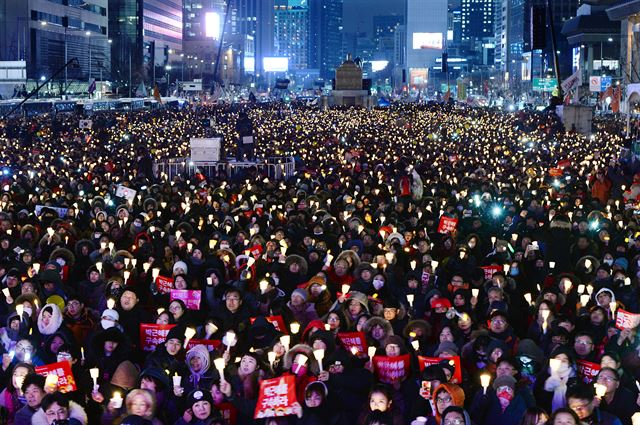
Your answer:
[0,102,638,425]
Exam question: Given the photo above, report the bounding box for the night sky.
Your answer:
[342,0,405,37]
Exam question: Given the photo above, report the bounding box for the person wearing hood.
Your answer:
[0,312,24,353]
[202,268,230,314]
[31,391,87,425]
[176,388,222,425]
[358,384,404,425]
[88,326,132,385]
[292,380,345,425]
[76,265,105,312]
[426,383,466,425]
[116,287,151,350]
[219,352,264,425]
[181,345,213,396]
[440,406,473,425]
[470,374,534,425]
[144,326,188,376]
[63,292,97,345]
[534,346,580,413]
[36,303,72,347]
[304,275,332,317]
[283,288,319,331]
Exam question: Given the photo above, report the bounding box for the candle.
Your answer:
[152,268,160,280]
[106,298,116,310]
[594,383,607,398]
[90,368,99,389]
[32,263,40,274]
[631,412,640,425]
[96,262,102,273]
[184,327,196,348]
[123,270,130,284]
[341,284,350,295]
[524,293,532,305]
[110,391,123,409]
[268,351,276,367]
[549,358,561,373]
[350,346,359,356]
[225,331,236,353]
[578,284,585,294]
[610,302,617,315]
[2,288,9,298]
[280,335,291,352]
[290,322,300,334]
[472,288,479,298]
[584,259,592,270]
[410,260,417,270]
[45,373,58,390]
[259,280,268,293]
[313,349,325,372]
[214,358,226,382]
[480,374,491,395]
[549,261,556,269]
[142,262,150,273]
[368,346,376,359]
[16,304,23,317]
[407,294,414,307]
[172,373,181,387]
[81,347,85,361]
[294,354,308,374]
[431,260,439,270]
[411,340,420,351]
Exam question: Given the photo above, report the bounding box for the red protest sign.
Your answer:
[481,266,502,280]
[337,332,368,357]
[155,276,173,294]
[254,375,298,419]
[616,309,640,330]
[418,355,463,384]
[186,339,222,352]
[437,216,458,234]
[576,360,601,384]
[250,316,287,334]
[35,361,77,393]
[372,354,411,384]
[140,323,176,352]
[557,159,571,169]
[170,289,202,310]
[549,168,563,177]
[217,402,238,425]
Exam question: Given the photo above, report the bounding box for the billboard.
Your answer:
[410,68,428,86]
[244,57,255,73]
[370,60,389,72]
[205,12,221,39]
[412,33,443,50]
[263,57,289,72]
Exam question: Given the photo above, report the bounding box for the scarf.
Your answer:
[544,364,572,412]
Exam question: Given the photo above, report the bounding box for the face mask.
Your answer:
[101,319,115,329]
[497,387,514,410]
[373,279,385,290]
[55,258,66,267]
[23,307,32,317]
[510,268,519,276]
[604,259,613,266]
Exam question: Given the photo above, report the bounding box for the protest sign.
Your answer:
[35,205,68,218]
[372,354,411,384]
[481,266,502,280]
[140,323,176,352]
[185,339,222,352]
[437,216,458,234]
[616,309,640,330]
[418,356,463,384]
[170,289,202,310]
[35,361,76,393]
[115,185,137,201]
[250,316,287,333]
[155,276,173,294]
[337,332,368,357]
[254,375,298,419]
[576,359,600,384]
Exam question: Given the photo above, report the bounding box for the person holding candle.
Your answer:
[594,368,637,425]
[77,265,106,312]
[175,389,221,425]
[13,373,46,425]
[282,288,319,332]
[534,347,578,413]
[88,327,131,384]
[32,391,87,425]
[182,345,213,395]
[427,383,466,425]
[143,326,187,375]
[62,293,97,346]
[218,352,264,425]
[567,384,623,425]
[358,384,404,425]
[116,287,152,349]
[0,362,34,425]
[469,374,534,425]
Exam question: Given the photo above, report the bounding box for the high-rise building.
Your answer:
[309,0,344,79]
[373,15,404,42]
[461,0,496,41]
[406,0,448,85]
[0,0,110,82]
[274,0,311,70]
[109,0,182,88]
[234,0,275,75]
[494,0,508,71]
[183,0,226,81]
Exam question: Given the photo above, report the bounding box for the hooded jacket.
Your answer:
[31,400,87,425]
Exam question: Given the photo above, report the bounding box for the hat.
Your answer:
[111,360,139,390]
[434,341,459,357]
[101,309,119,321]
[517,339,544,365]
[421,364,447,382]
[166,325,185,343]
[292,288,308,302]
[140,367,171,390]
[173,261,188,275]
[186,389,213,410]
[493,375,517,391]
[430,297,452,310]
[306,275,326,288]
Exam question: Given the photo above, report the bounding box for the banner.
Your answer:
[437,216,458,234]
[576,359,601,384]
[170,289,202,310]
[481,266,502,280]
[115,185,137,201]
[140,323,176,352]
[155,276,173,294]
[615,309,640,330]
[186,339,222,352]
[372,354,411,384]
[254,375,298,419]
[34,205,68,218]
[250,316,287,334]
[35,361,77,393]
[548,168,563,177]
[337,332,368,357]
[418,355,463,384]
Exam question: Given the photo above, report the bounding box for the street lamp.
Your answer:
[86,31,92,80]
[165,65,172,96]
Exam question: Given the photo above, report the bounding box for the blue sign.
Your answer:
[601,76,612,91]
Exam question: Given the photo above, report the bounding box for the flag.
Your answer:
[153,84,162,104]
[443,87,451,103]
[87,79,96,95]
[611,85,623,113]
[561,70,581,94]
[600,85,613,103]
[564,91,572,105]
[135,83,148,97]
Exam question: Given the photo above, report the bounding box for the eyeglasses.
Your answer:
[444,419,464,425]
[569,402,591,412]
[491,319,506,325]
[574,340,593,346]
[597,375,618,383]
[67,300,81,307]
[436,396,452,404]
[226,296,240,301]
